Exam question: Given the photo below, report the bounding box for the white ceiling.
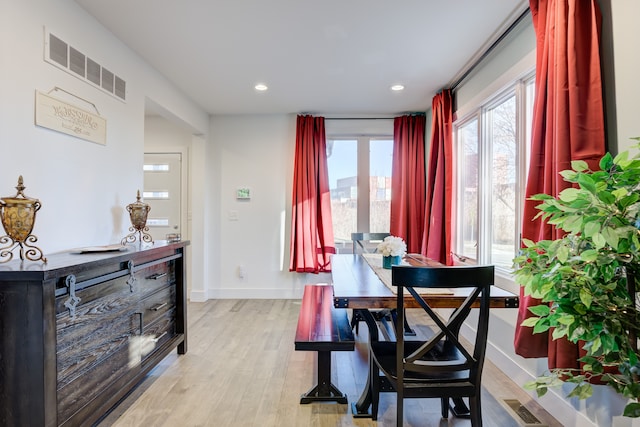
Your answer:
[74,0,528,116]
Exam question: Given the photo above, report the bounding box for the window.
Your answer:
[453,76,534,280]
[457,118,479,261]
[327,137,393,253]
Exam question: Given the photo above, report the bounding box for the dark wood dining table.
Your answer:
[330,253,519,418]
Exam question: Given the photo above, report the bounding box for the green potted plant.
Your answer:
[513,140,640,417]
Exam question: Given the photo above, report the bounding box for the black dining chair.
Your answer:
[351,232,390,254]
[369,264,494,426]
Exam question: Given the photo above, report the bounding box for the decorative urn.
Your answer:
[121,190,153,245]
[0,176,46,263]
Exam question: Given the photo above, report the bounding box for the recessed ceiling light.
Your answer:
[391,84,405,91]
[255,83,268,91]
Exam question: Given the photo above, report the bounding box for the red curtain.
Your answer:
[514,0,606,368]
[421,90,453,265]
[390,115,426,253]
[289,115,336,273]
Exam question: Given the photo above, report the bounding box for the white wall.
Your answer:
[609,0,640,154]
[144,115,193,295]
[0,0,208,255]
[207,114,331,299]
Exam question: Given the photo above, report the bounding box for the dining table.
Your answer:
[330,253,519,418]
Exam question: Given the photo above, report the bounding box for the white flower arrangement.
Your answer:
[376,235,407,257]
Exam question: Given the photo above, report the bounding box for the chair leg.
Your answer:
[469,395,482,427]
[396,389,403,427]
[370,359,380,420]
[441,397,449,419]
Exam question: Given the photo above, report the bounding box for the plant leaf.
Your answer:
[572,160,589,172]
[529,305,550,317]
[623,403,640,418]
[599,152,613,171]
[577,173,596,193]
[580,288,593,308]
[592,232,606,249]
[584,222,601,238]
[520,317,540,327]
[601,226,619,250]
[558,188,580,202]
[557,244,570,263]
[580,249,599,262]
[567,383,593,399]
[559,169,578,181]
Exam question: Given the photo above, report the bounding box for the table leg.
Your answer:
[351,309,378,418]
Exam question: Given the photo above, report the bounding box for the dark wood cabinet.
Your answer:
[0,241,188,427]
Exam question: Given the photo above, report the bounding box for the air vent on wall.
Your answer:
[44,30,127,102]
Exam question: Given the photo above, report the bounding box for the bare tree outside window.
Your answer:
[489,95,517,269]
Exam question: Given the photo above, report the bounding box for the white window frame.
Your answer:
[453,72,535,293]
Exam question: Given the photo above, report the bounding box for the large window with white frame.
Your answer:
[453,75,535,286]
[326,137,393,253]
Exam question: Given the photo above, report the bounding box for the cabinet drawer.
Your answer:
[57,322,137,425]
[141,284,176,326]
[141,309,176,361]
[136,261,176,297]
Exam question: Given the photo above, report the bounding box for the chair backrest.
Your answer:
[391,265,494,385]
[351,232,390,254]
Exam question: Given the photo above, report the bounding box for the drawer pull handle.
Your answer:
[152,332,168,343]
[150,302,168,311]
[147,272,167,280]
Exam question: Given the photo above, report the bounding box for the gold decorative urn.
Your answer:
[121,190,153,245]
[0,176,47,263]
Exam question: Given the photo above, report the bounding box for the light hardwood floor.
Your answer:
[97,299,562,427]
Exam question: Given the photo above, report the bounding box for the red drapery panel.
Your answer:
[289,115,336,273]
[421,90,453,265]
[390,115,426,253]
[514,0,606,367]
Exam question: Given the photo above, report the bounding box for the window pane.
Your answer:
[489,95,516,269]
[459,119,479,260]
[369,139,392,233]
[327,140,357,247]
[525,79,535,174]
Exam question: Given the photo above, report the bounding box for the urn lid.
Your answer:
[0,176,40,207]
[127,190,150,212]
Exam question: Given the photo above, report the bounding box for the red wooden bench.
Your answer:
[294,284,355,404]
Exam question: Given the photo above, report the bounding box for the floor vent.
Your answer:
[44,29,127,102]
[502,399,547,427]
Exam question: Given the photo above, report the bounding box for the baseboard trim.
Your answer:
[189,290,208,302]
[207,288,299,299]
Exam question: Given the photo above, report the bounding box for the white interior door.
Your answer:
[143,153,182,242]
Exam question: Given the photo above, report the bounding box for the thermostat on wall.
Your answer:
[236,188,251,200]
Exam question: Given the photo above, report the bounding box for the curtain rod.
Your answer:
[324,117,394,120]
[324,114,424,120]
[449,7,531,92]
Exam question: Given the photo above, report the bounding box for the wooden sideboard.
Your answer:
[0,240,189,427]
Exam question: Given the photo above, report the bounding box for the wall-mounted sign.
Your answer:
[236,188,251,200]
[35,90,106,145]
